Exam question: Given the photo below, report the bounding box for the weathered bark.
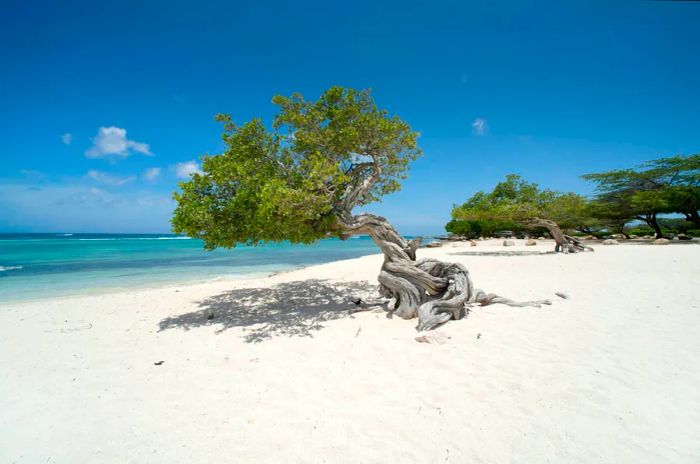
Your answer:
[336,212,549,331]
[684,210,700,227]
[638,213,663,238]
[527,218,594,253]
[331,160,549,331]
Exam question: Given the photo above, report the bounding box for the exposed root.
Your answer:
[562,234,595,253]
[528,218,594,253]
[473,292,552,308]
[337,212,550,331]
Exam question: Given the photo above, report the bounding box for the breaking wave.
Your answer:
[0,265,23,272]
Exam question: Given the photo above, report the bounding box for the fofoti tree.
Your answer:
[173,87,548,331]
[451,175,594,253]
[582,153,700,238]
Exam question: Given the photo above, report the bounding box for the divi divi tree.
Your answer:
[173,87,546,331]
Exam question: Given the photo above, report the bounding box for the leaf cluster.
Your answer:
[451,174,591,229]
[582,153,699,222]
[172,87,421,249]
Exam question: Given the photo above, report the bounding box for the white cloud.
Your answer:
[61,133,73,145]
[142,167,162,182]
[87,170,136,186]
[471,118,488,136]
[85,126,152,159]
[174,161,202,179]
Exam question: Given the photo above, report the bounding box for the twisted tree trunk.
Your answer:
[685,211,700,227]
[337,213,551,331]
[639,213,663,239]
[527,218,594,253]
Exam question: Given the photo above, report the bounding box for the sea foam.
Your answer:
[0,265,23,272]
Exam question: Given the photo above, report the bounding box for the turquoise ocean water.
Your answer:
[0,233,389,303]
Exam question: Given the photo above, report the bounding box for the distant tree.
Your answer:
[647,155,700,226]
[585,199,634,238]
[173,87,544,331]
[582,153,699,238]
[451,175,593,252]
[444,219,482,238]
[444,219,527,239]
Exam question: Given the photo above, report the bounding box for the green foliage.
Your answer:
[585,198,634,234]
[582,153,700,227]
[624,227,653,237]
[625,219,698,237]
[445,219,481,238]
[450,174,592,231]
[172,87,421,249]
[658,218,697,234]
[445,219,528,238]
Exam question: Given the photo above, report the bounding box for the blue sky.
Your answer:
[1,0,699,235]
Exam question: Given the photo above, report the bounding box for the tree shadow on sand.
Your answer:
[158,279,378,343]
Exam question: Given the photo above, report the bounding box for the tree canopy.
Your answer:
[172,87,421,249]
[582,153,700,237]
[451,174,591,230]
[171,87,545,330]
[449,174,597,251]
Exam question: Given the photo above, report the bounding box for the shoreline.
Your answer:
[0,256,367,307]
[0,235,384,305]
[2,237,697,306]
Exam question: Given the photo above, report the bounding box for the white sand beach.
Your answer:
[1,239,699,463]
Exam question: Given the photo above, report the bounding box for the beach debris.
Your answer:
[354,326,362,338]
[476,333,482,340]
[653,238,670,245]
[525,239,537,246]
[415,330,450,345]
[469,240,478,246]
[503,240,515,247]
[555,292,569,299]
[602,239,619,245]
[153,361,165,366]
[351,297,364,305]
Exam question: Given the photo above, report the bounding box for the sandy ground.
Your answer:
[1,239,699,463]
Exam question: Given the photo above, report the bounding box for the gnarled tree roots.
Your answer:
[378,258,550,331]
[527,218,594,253]
[337,213,551,332]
